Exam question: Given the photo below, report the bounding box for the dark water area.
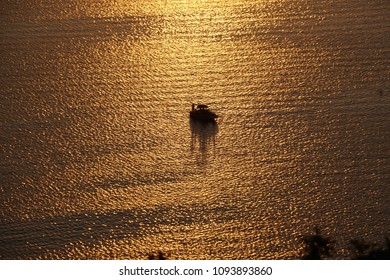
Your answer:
[1,0,389,259]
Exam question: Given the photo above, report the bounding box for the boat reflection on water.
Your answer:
[190,119,218,166]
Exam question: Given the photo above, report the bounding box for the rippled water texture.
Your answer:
[1,0,389,259]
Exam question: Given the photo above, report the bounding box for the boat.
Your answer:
[190,104,218,122]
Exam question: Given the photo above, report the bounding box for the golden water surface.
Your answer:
[0,0,389,259]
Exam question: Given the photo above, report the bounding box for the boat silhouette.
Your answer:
[189,104,218,122]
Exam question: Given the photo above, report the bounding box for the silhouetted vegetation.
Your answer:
[301,227,389,260]
[148,250,168,260]
[350,237,390,260]
[301,227,335,260]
